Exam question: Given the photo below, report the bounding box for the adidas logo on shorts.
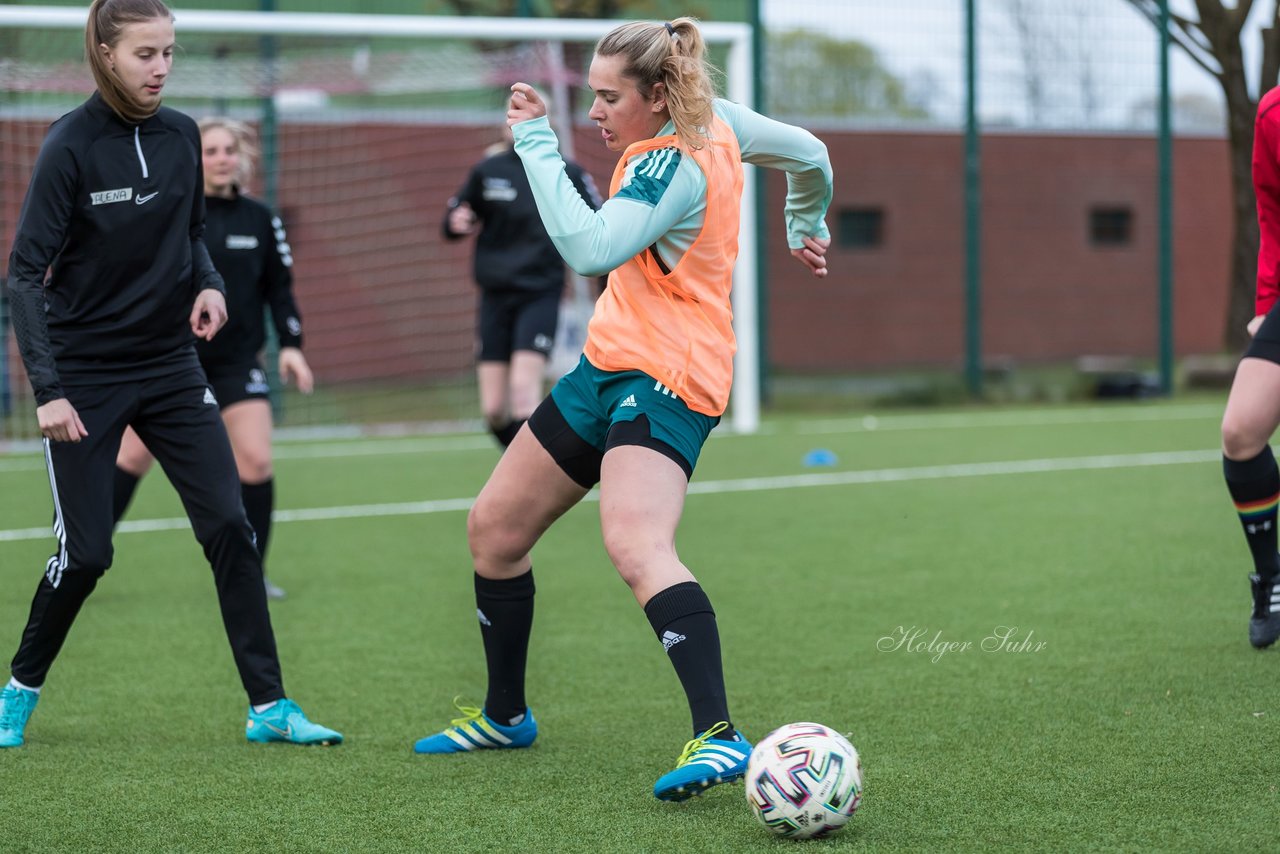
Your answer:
[620,394,637,407]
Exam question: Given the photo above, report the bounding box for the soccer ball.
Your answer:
[745,722,863,840]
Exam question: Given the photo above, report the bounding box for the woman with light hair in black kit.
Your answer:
[0,0,340,749]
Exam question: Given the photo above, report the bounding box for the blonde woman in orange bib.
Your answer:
[413,18,833,802]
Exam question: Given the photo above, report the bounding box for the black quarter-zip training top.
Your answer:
[196,192,302,369]
[6,92,224,405]
[442,147,602,292]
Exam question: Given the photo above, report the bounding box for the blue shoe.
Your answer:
[653,721,751,801]
[413,698,537,754]
[0,684,39,749]
[245,699,343,746]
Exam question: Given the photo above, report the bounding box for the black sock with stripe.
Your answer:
[476,570,535,725]
[1225,448,1280,579]
[644,581,735,738]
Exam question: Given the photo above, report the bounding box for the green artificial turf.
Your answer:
[0,398,1269,851]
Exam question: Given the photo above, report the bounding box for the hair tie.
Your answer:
[663,21,676,36]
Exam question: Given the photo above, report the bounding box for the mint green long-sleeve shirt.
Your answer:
[511,99,833,277]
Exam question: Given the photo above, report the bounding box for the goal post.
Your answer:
[0,6,760,434]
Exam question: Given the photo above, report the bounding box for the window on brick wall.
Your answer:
[838,207,884,250]
[1089,206,1132,246]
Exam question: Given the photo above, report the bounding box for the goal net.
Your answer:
[0,8,757,439]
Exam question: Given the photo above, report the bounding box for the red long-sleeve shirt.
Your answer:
[1254,87,1280,315]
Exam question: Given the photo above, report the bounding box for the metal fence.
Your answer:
[0,1,1226,438]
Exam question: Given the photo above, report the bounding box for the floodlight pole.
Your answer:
[258,0,279,210]
[1157,0,1174,395]
[0,284,9,419]
[750,0,769,409]
[260,0,283,419]
[964,0,982,398]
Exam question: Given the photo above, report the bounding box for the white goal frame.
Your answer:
[1,6,761,434]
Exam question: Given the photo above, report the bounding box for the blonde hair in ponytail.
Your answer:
[85,0,174,123]
[595,17,718,150]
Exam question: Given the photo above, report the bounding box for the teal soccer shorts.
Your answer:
[527,355,720,488]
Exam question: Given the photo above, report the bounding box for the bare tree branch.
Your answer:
[1222,0,1256,33]
[1171,20,1223,77]
[1123,0,1223,77]
[997,0,1059,125]
[1266,2,1280,94]
[1129,0,1265,351]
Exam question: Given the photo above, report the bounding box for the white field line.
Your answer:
[0,449,1217,543]
[0,435,497,472]
[795,403,1223,435]
[0,402,1223,473]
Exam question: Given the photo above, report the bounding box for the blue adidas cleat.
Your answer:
[245,699,343,746]
[0,684,39,749]
[653,721,751,801]
[413,698,537,754]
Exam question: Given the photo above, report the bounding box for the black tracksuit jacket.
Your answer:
[6,92,224,405]
[196,192,302,369]
[442,147,601,292]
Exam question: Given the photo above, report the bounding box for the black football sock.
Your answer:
[241,479,275,560]
[644,581,735,738]
[112,467,141,527]
[491,419,525,448]
[1225,447,1280,579]
[476,570,535,724]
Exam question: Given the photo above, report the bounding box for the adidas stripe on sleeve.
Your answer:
[614,147,682,207]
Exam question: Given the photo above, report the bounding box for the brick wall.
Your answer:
[2,121,1234,390]
[766,131,1232,372]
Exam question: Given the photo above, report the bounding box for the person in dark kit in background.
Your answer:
[0,0,340,749]
[113,116,311,602]
[443,120,603,448]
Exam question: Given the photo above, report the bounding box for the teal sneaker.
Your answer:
[263,577,287,601]
[0,684,39,749]
[413,698,537,754]
[653,721,751,801]
[245,699,342,746]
